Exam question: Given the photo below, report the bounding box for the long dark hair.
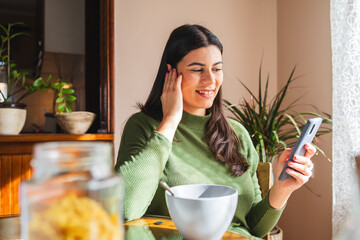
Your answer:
[139,24,249,176]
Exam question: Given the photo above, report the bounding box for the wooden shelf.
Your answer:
[0,134,114,155]
[0,133,114,142]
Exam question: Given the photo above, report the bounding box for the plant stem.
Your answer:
[15,91,30,103]
[0,90,6,101]
[6,24,11,100]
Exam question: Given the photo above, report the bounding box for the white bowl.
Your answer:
[165,184,238,240]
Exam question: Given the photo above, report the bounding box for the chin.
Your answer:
[201,102,214,109]
[187,100,214,111]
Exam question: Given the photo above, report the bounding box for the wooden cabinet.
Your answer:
[0,134,113,217]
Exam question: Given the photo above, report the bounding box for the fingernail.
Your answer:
[293,155,297,160]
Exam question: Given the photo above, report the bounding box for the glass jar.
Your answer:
[20,141,123,240]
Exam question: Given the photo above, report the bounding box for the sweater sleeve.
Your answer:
[115,113,172,221]
[230,120,284,238]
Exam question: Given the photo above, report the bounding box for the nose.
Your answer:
[201,69,216,85]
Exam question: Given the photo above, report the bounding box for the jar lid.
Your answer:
[31,141,113,181]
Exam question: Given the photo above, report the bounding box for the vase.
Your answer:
[270,226,283,240]
[0,102,26,135]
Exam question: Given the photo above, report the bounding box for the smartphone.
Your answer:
[278,117,322,181]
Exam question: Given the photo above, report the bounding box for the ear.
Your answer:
[166,64,172,72]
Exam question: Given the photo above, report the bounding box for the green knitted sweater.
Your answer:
[115,111,283,239]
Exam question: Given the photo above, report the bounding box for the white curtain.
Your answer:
[331,0,360,237]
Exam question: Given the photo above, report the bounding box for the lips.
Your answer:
[196,90,214,97]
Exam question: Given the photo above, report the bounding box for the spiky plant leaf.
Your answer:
[224,66,332,162]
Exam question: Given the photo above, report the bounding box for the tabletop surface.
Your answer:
[124,215,250,240]
[0,215,251,240]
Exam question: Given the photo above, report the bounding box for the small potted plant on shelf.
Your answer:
[0,22,77,135]
[54,110,96,135]
[223,65,332,240]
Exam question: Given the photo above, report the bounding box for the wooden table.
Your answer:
[124,216,251,239]
[0,215,250,239]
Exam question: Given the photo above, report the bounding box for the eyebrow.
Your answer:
[187,61,223,67]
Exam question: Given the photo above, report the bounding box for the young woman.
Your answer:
[115,24,315,238]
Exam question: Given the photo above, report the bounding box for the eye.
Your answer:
[213,68,223,72]
[191,69,203,73]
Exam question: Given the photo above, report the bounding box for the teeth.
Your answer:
[197,90,212,95]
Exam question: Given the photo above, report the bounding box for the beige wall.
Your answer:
[277,1,332,240]
[114,0,333,239]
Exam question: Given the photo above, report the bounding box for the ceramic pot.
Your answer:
[270,226,283,240]
[0,102,27,135]
[55,111,95,134]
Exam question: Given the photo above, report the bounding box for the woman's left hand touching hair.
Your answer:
[155,65,183,142]
[268,143,316,209]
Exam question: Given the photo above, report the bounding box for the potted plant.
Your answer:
[0,22,76,134]
[223,65,332,240]
[224,65,332,163]
[54,111,96,134]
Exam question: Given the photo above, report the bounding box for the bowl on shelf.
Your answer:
[55,111,95,134]
[165,184,238,240]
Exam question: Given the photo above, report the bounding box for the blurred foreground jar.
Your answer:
[20,142,124,240]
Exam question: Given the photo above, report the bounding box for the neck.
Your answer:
[183,109,206,116]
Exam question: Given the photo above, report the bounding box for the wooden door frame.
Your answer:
[99,0,114,133]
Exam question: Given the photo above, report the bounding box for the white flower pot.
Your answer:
[0,103,27,135]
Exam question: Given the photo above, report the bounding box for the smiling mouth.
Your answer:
[196,90,214,97]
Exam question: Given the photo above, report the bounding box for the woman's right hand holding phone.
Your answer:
[156,65,183,142]
[269,144,316,209]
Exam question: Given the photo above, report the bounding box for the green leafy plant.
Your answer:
[23,75,76,113]
[0,22,75,113]
[224,66,332,163]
